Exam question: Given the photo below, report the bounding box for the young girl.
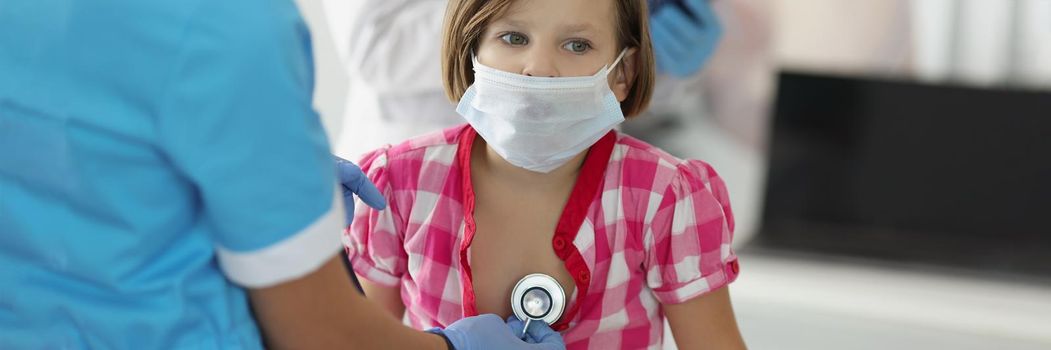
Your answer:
[345,0,745,348]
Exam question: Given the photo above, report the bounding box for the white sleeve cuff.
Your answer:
[216,184,346,288]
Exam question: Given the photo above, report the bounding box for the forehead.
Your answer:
[494,0,618,34]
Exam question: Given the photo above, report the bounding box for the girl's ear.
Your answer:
[611,47,638,102]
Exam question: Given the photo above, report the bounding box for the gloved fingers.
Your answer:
[660,0,722,54]
[662,4,706,43]
[651,16,689,58]
[684,0,720,28]
[507,317,542,343]
[335,156,387,210]
[506,316,562,345]
[650,0,724,77]
[649,19,687,75]
[692,0,723,42]
[349,173,386,210]
[523,320,564,346]
[530,342,566,350]
[506,316,526,338]
[444,314,567,349]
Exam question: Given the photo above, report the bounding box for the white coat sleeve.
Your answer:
[345,0,448,95]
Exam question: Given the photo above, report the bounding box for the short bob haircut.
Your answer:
[441,0,655,118]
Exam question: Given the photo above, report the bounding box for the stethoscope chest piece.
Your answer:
[511,273,566,331]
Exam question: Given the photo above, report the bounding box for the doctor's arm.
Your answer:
[663,287,747,350]
[249,256,444,349]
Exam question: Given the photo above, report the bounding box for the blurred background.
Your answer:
[296,0,1051,348]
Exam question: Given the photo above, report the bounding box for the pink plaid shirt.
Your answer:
[345,124,739,350]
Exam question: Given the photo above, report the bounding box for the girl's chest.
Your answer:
[467,185,578,318]
[399,181,649,321]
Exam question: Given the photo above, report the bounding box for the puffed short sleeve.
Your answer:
[644,160,740,304]
[343,148,407,286]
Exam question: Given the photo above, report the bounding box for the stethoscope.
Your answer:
[510,273,566,338]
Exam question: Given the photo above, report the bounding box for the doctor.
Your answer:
[0,1,560,349]
[332,0,722,160]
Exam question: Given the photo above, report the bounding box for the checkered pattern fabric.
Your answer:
[345,124,739,349]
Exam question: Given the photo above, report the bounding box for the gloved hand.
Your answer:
[430,314,565,350]
[506,316,565,345]
[335,156,386,225]
[649,0,722,77]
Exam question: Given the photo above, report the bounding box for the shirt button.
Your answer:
[552,236,566,250]
[578,270,590,282]
[730,261,740,274]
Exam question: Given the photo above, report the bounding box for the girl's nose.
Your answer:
[521,49,559,77]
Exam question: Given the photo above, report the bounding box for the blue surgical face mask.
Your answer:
[456,50,628,173]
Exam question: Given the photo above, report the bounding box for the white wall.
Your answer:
[1013,0,1051,87]
[292,0,352,145]
[773,0,914,76]
[774,0,1051,88]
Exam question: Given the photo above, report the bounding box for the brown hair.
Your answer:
[441,0,655,117]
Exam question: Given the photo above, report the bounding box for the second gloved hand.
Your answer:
[335,156,386,225]
[432,314,565,350]
[649,0,722,77]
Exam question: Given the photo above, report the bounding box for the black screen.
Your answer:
[759,71,1051,276]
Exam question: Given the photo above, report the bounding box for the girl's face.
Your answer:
[476,0,634,101]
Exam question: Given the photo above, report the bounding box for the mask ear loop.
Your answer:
[608,49,629,71]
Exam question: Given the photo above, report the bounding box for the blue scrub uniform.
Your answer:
[0,0,345,348]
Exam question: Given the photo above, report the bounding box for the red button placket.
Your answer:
[457,127,479,317]
[547,131,616,331]
[552,236,567,251]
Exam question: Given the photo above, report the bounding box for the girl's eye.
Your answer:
[500,32,528,46]
[564,40,591,54]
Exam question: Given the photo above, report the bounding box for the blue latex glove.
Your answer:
[649,0,722,77]
[335,156,386,224]
[506,316,565,345]
[430,314,565,350]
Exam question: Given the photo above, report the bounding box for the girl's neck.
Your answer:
[471,135,588,188]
